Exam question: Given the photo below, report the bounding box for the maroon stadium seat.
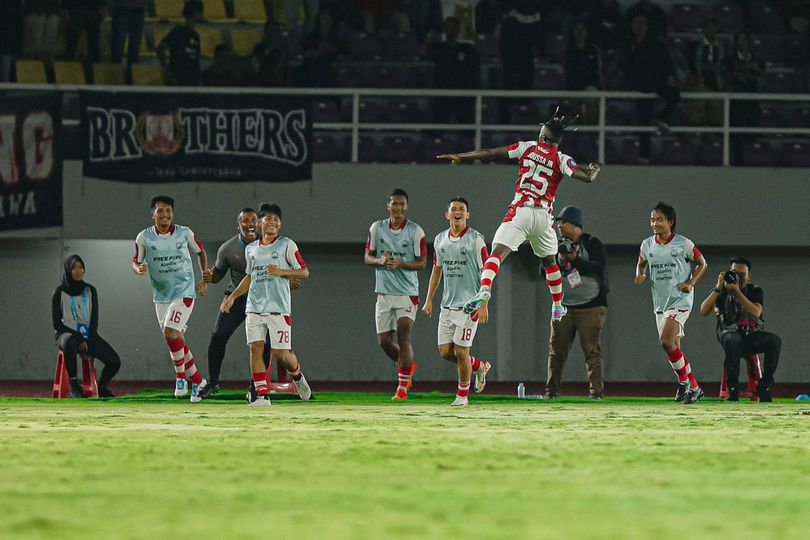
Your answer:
[763,69,801,93]
[383,32,419,61]
[337,64,368,87]
[359,100,387,123]
[605,136,639,164]
[476,33,500,63]
[786,105,810,127]
[740,140,777,166]
[368,64,408,88]
[313,135,345,162]
[750,35,781,65]
[751,2,784,34]
[661,138,698,165]
[606,102,635,125]
[699,135,723,166]
[383,136,420,163]
[358,135,382,163]
[783,140,810,167]
[403,63,434,88]
[349,32,382,61]
[313,101,340,123]
[533,67,564,90]
[670,3,705,32]
[506,102,540,124]
[388,101,424,123]
[713,1,744,33]
[758,103,786,127]
[783,37,805,67]
[544,34,566,63]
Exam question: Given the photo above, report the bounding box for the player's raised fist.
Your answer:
[437,153,461,165]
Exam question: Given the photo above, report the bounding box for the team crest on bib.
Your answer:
[460,247,467,255]
[176,242,183,249]
[272,252,279,259]
[671,249,678,257]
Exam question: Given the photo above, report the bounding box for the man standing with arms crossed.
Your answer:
[423,197,492,406]
[635,201,708,404]
[133,195,208,402]
[365,189,427,400]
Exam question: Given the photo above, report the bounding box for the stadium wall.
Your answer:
[0,162,806,383]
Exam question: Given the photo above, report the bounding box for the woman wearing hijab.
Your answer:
[52,255,120,398]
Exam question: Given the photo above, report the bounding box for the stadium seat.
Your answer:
[670,3,705,32]
[124,34,154,57]
[506,102,539,124]
[313,134,345,162]
[383,32,419,61]
[783,37,805,67]
[383,136,420,163]
[53,350,98,398]
[15,60,48,83]
[388,101,426,123]
[359,100,387,123]
[93,63,125,85]
[234,0,267,23]
[699,135,723,166]
[763,69,801,93]
[783,140,810,167]
[605,136,639,164]
[357,135,382,163]
[403,64,433,88]
[750,35,781,65]
[758,103,786,127]
[713,1,744,33]
[153,0,185,22]
[480,101,500,124]
[544,34,566,62]
[230,28,262,56]
[786,105,810,127]
[751,3,785,34]
[313,100,340,122]
[202,0,232,22]
[54,62,87,84]
[533,67,564,90]
[661,138,697,165]
[719,354,761,400]
[152,26,172,49]
[740,140,777,166]
[567,134,598,162]
[349,32,382,61]
[197,26,224,57]
[132,63,163,85]
[606,101,635,125]
[368,64,407,88]
[337,64,368,87]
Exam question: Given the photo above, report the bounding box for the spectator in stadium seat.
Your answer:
[621,14,680,161]
[587,0,626,58]
[63,0,106,63]
[692,18,725,91]
[23,0,61,57]
[626,0,667,38]
[407,0,444,41]
[202,44,244,87]
[422,16,480,124]
[250,18,291,87]
[699,257,781,402]
[299,11,347,87]
[157,0,204,86]
[565,22,603,90]
[52,255,120,398]
[0,0,24,82]
[110,0,148,66]
[499,0,544,91]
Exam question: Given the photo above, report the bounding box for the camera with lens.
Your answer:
[559,237,575,255]
[723,270,738,284]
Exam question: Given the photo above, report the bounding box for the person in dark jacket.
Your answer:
[565,22,603,90]
[63,0,107,62]
[52,255,120,398]
[544,207,609,400]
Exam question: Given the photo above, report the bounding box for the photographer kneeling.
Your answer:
[699,257,781,402]
[545,207,609,400]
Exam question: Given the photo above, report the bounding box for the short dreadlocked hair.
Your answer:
[540,108,579,144]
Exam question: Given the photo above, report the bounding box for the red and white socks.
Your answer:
[470,356,481,372]
[545,264,564,305]
[252,371,268,397]
[167,337,185,379]
[457,381,471,398]
[288,363,303,381]
[667,348,699,389]
[183,345,202,385]
[480,255,502,290]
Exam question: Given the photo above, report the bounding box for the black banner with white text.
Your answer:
[0,94,62,231]
[81,91,312,183]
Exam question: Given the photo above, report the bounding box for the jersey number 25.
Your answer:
[519,159,552,195]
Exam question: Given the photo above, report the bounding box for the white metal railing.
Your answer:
[4,84,810,166]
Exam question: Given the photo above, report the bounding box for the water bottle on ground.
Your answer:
[517,382,525,398]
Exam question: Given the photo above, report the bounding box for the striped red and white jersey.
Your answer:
[503,140,577,220]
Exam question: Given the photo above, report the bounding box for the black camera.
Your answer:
[724,270,738,284]
[559,237,575,255]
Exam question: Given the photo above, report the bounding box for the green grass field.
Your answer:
[1,391,808,540]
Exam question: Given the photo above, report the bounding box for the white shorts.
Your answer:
[438,307,479,347]
[656,308,691,338]
[375,294,417,334]
[492,206,557,257]
[155,298,194,332]
[246,313,292,349]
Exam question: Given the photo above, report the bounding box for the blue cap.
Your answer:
[554,206,583,228]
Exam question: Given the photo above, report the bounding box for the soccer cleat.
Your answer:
[197,382,219,399]
[462,289,491,315]
[474,360,491,393]
[391,387,408,400]
[249,396,271,407]
[726,387,739,402]
[246,380,257,404]
[174,378,188,398]
[451,395,469,407]
[674,382,689,402]
[589,393,604,400]
[542,391,558,400]
[683,386,704,405]
[98,385,115,398]
[757,380,773,403]
[406,363,417,389]
[190,378,208,403]
[551,304,567,321]
[293,373,312,401]
[69,381,86,399]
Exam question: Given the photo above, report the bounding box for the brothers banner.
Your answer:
[81,91,312,183]
[0,94,62,231]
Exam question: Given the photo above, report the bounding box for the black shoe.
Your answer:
[757,380,773,403]
[69,381,86,399]
[675,382,689,402]
[98,385,115,398]
[542,392,558,400]
[726,387,739,402]
[589,393,604,400]
[683,386,704,405]
[198,382,219,399]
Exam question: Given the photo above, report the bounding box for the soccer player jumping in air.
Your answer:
[437,108,601,322]
[133,195,208,401]
[635,202,708,404]
[422,197,492,406]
